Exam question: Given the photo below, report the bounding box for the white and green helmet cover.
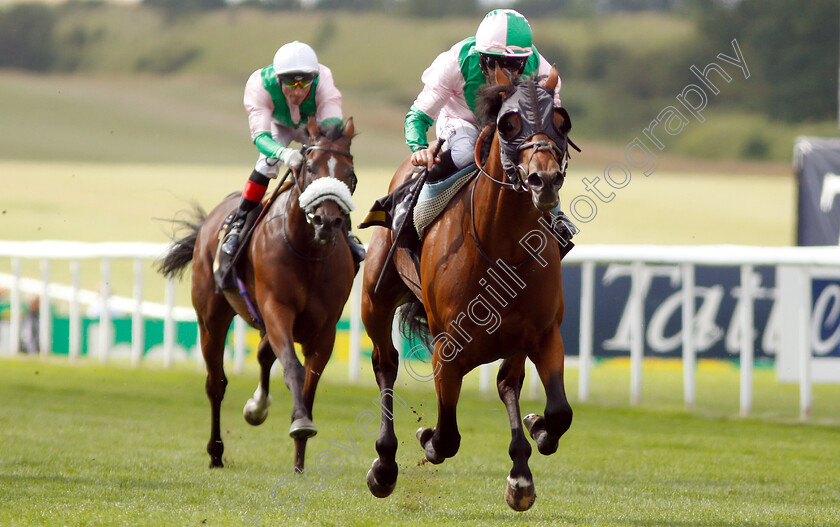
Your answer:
[272,41,320,79]
[474,9,533,57]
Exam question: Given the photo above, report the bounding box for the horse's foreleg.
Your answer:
[418,360,462,464]
[291,330,334,472]
[497,355,536,511]
[262,304,313,458]
[362,302,400,497]
[244,336,274,426]
[198,311,234,468]
[525,330,573,456]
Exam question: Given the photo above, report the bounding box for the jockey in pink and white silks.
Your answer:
[406,9,560,179]
[404,9,577,238]
[222,41,365,264]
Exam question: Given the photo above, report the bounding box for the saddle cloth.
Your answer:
[413,164,478,237]
[360,164,478,238]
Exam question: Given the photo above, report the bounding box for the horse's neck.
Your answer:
[281,189,315,248]
[472,154,544,258]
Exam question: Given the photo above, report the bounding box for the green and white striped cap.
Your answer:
[475,9,533,57]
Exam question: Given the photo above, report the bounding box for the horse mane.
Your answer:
[476,83,514,126]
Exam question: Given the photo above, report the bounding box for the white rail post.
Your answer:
[799,266,813,420]
[479,363,493,393]
[164,277,176,369]
[69,260,81,361]
[9,257,21,355]
[98,258,112,363]
[349,271,362,383]
[578,261,595,402]
[630,261,644,405]
[681,263,696,410]
[739,264,754,417]
[39,259,51,357]
[131,258,145,366]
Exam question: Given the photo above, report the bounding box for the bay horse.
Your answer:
[361,69,573,510]
[158,117,357,472]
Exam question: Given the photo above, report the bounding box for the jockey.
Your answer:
[222,41,366,265]
[405,9,563,183]
[402,8,577,243]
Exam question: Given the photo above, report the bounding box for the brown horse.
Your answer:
[158,117,358,472]
[361,69,573,510]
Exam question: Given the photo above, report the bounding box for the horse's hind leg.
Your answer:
[243,335,274,426]
[524,330,573,456]
[197,308,235,468]
[416,359,463,464]
[497,355,536,511]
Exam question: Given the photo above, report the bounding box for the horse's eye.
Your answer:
[306,162,314,173]
[498,112,522,141]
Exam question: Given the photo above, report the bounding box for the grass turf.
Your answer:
[1,358,838,526]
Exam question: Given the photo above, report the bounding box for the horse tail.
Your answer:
[398,299,433,351]
[156,204,206,279]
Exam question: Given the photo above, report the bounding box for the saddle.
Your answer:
[212,181,293,292]
[360,165,478,259]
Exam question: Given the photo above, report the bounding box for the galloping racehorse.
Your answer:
[158,117,358,472]
[361,69,573,510]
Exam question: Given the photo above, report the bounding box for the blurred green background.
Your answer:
[1,0,837,166]
[0,0,834,301]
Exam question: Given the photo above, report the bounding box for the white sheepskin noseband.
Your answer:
[298,177,355,215]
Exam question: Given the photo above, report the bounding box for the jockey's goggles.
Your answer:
[280,77,314,90]
[479,53,528,76]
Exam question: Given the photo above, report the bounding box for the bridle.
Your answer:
[469,78,577,269]
[278,141,356,260]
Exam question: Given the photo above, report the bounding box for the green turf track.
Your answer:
[1,358,838,526]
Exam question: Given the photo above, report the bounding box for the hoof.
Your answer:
[523,413,542,435]
[416,427,444,464]
[505,476,536,511]
[523,413,558,455]
[289,417,318,439]
[243,395,271,426]
[366,459,397,498]
[207,440,224,468]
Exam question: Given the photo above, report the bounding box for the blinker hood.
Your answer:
[497,84,567,181]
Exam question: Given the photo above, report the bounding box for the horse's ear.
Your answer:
[343,117,354,139]
[494,64,512,88]
[307,115,320,141]
[544,66,558,93]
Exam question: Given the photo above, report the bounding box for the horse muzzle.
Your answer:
[526,170,564,212]
[310,214,344,244]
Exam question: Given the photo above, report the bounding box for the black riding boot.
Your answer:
[222,170,269,256]
[425,150,457,184]
[346,231,366,274]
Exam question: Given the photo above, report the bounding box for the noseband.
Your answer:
[279,142,356,261]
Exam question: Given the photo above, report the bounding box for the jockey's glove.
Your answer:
[278,147,304,168]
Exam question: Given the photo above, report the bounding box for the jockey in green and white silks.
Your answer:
[405,9,562,182]
[223,41,351,258]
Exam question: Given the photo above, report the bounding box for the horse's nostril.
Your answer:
[527,174,543,189]
[332,217,344,230]
[311,215,323,227]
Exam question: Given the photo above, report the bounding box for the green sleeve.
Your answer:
[254,132,284,158]
[404,105,435,152]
